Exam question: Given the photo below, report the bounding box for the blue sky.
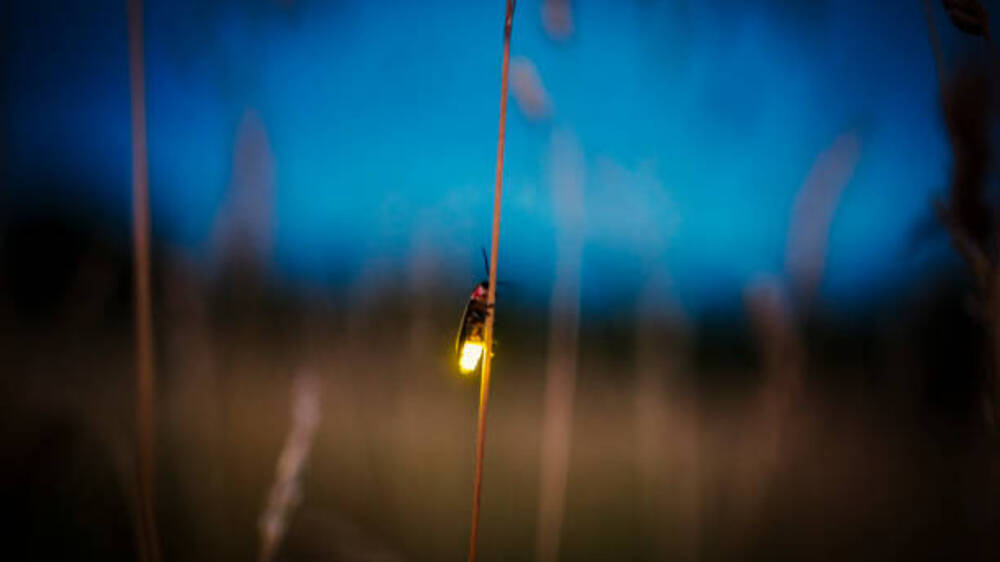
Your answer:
[3,0,978,313]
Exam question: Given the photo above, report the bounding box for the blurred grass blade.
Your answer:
[943,0,990,36]
[127,0,159,560]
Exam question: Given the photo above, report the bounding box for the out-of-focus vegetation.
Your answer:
[2,213,997,559]
[6,1,1000,560]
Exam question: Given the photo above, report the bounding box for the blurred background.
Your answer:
[3,0,1000,559]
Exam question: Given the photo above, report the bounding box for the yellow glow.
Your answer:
[459,340,485,374]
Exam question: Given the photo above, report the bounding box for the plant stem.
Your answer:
[127,0,159,560]
[468,2,515,561]
[535,130,584,562]
[923,0,1000,430]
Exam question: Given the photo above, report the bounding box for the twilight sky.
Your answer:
[3,0,985,312]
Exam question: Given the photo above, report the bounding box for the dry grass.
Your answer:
[468,3,516,561]
[7,2,1000,561]
[126,0,159,560]
[258,372,322,562]
[924,1,999,429]
[535,128,585,562]
[4,259,1000,559]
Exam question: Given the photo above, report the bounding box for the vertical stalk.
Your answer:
[127,0,159,561]
[535,130,584,562]
[468,2,515,561]
[924,0,1000,429]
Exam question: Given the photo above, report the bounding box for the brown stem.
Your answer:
[468,2,515,561]
[127,0,159,561]
[535,130,584,562]
[924,1,1000,432]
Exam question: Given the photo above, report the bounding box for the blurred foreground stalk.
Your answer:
[924,1,1000,428]
[535,129,583,562]
[258,373,322,562]
[127,0,159,560]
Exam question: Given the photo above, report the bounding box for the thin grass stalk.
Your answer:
[925,1,1000,428]
[468,2,515,561]
[127,1,159,561]
[258,372,322,562]
[725,132,859,548]
[633,272,699,559]
[736,279,803,549]
[535,130,584,562]
[784,131,861,305]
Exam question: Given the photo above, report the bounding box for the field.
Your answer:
[3,251,998,560]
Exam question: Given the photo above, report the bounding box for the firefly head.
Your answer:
[471,281,489,301]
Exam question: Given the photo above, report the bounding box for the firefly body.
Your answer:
[456,281,491,374]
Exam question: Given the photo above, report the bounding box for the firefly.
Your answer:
[455,251,495,375]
